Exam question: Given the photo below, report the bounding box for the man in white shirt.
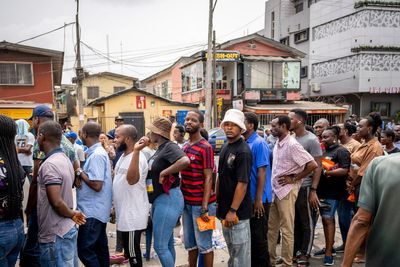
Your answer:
[15,119,35,183]
[113,125,149,266]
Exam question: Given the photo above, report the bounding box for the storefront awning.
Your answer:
[242,56,300,62]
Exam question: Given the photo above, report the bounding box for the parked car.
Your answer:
[208,127,227,153]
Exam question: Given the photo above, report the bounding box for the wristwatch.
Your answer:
[229,207,237,213]
[75,168,83,177]
[200,207,208,214]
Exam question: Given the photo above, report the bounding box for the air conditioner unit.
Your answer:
[311,82,320,93]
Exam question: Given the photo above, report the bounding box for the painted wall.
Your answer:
[0,51,54,104]
[82,74,135,103]
[88,91,197,133]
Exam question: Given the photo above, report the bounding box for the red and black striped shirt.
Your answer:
[181,139,216,205]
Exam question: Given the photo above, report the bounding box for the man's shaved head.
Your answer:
[38,121,62,144]
[82,122,101,138]
[119,124,138,141]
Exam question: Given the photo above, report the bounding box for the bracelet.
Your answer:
[310,187,317,192]
[229,207,237,213]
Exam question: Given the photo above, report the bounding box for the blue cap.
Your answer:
[64,131,78,140]
[29,105,54,120]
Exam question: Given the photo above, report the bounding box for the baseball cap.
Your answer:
[64,131,78,140]
[115,115,124,121]
[29,105,54,120]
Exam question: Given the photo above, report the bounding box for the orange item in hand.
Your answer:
[196,216,216,232]
[322,158,335,171]
[347,192,356,203]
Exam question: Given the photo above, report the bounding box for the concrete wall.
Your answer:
[0,51,54,104]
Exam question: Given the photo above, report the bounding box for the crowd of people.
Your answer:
[0,104,399,267]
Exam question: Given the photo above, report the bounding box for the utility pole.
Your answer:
[212,30,217,128]
[204,0,217,130]
[75,0,84,129]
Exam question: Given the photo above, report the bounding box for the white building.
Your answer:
[263,0,400,118]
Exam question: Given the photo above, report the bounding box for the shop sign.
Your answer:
[204,51,241,62]
[369,86,400,94]
[244,90,260,101]
[0,108,33,119]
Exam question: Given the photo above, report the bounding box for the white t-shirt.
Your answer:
[15,132,35,167]
[113,151,149,231]
[74,143,85,162]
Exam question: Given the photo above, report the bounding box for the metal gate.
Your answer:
[119,112,145,138]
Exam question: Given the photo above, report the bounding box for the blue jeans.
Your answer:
[20,209,41,267]
[320,199,340,219]
[337,195,354,244]
[152,188,184,267]
[222,219,251,267]
[0,218,24,267]
[39,226,78,267]
[183,203,216,254]
[77,218,110,267]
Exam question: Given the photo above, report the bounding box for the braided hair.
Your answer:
[0,115,24,219]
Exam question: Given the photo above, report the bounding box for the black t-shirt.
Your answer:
[147,141,186,203]
[317,144,351,200]
[217,138,252,220]
[0,154,24,220]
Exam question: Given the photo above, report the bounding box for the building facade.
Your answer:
[263,0,400,118]
[0,41,63,119]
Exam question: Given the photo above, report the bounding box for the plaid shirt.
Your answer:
[272,134,314,200]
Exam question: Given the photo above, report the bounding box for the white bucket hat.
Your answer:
[220,109,246,133]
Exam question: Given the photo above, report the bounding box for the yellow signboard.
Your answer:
[0,109,33,119]
[204,51,241,62]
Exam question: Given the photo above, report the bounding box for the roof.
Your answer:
[245,101,348,114]
[141,57,191,83]
[0,41,64,85]
[87,86,198,108]
[85,71,138,81]
[218,33,306,58]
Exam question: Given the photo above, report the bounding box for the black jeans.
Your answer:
[121,230,144,267]
[294,187,318,257]
[77,218,110,267]
[20,209,41,267]
[250,203,272,267]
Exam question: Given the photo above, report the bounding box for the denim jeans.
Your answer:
[183,203,216,254]
[152,188,184,267]
[20,209,41,267]
[22,166,32,184]
[39,226,78,267]
[222,219,251,267]
[0,218,24,267]
[337,195,354,244]
[77,218,110,267]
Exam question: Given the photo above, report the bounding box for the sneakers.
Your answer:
[313,247,336,257]
[323,255,334,266]
[334,244,345,253]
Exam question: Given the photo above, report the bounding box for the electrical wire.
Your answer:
[16,22,75,44]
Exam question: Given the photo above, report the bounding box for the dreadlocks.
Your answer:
[0,115,24,219]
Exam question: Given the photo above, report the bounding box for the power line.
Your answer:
[16,22,75,44]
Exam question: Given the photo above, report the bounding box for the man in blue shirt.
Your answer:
[75,122,113,266]
[243,112,272,267]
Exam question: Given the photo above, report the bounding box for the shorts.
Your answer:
[319,199,339,219]
[182,203,216,254]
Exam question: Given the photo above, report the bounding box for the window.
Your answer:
[113,86,125,93]
[0,62,33,85]
[87,86,99,99]
[271,12,275,39]
[371,102,391,117]
[295,2,304,13]
[161,80,170,99]
[301,66,308,78]
[280,37,290,46]
[294,29,309,44]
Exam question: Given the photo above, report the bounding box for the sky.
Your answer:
[0,0,267,83]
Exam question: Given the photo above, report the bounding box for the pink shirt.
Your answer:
[272,134,314,200]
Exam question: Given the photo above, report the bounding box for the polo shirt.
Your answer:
[181,138,216,206]
[245,131,272,203]
[77,142,112,223]
[358,153,400,266]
